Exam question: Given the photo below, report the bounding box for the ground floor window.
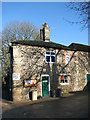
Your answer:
[59,74,70,85]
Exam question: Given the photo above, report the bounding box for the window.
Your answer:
[45,51,56,63]
[60,74,70,85]
[65,53,70,64]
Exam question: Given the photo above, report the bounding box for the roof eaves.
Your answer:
[69,43,90,52]
[11,40,69,50]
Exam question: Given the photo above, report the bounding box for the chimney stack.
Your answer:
[40,22,50,42]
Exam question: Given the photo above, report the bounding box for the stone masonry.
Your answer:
[11,44,89,101]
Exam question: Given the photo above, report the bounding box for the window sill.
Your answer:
[60,83,69,85]
[46,62,56,63]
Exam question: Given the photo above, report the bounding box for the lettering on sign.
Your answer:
[13,73,20,80]
[23,79,37,87]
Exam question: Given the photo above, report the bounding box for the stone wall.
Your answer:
[11,44,89,101]
[76,51,90,90]
[56,50,77,93]
[57,50,89,93]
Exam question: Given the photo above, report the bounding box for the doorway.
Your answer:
[87,73,90,83]
[41,75,50,97]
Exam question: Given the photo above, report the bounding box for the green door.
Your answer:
[42,76,49,97]
[87,74,90,83]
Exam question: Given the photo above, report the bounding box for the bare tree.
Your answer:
[66,2,90,30]
[1,21,40,86]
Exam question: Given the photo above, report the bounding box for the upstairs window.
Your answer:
[45,51,56,63]
[64,52,71,64]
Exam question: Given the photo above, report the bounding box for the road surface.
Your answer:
[2,91,88,118]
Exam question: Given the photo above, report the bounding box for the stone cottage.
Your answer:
[9,22,90,101]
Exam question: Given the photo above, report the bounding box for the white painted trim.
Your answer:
[86,73,90,74]
[60,73,71,76]
[45,40,50,42]
[60,83,69,85]
[41,74,50,97]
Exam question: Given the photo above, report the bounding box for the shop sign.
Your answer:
[23,79,37,87]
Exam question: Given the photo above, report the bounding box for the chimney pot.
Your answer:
[42,24,44,28]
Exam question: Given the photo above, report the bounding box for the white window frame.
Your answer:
[59,74,70,85]
[45,51,56,63]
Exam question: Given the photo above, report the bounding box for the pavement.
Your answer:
[1,90,89,119]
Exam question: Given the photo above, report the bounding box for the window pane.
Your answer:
[65,80,68,83]
[60,76,64,79]
[46,51,50,55]
[61,80,64,83]
[46,56,50,62]
[51,56,55,62]
[51,52,55,55]
[64,76,67,80]
[42,76,49,81]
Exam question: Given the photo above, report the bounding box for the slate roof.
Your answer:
[11,40,70,50]
[11,40,90,52]
[69,43,90,52]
